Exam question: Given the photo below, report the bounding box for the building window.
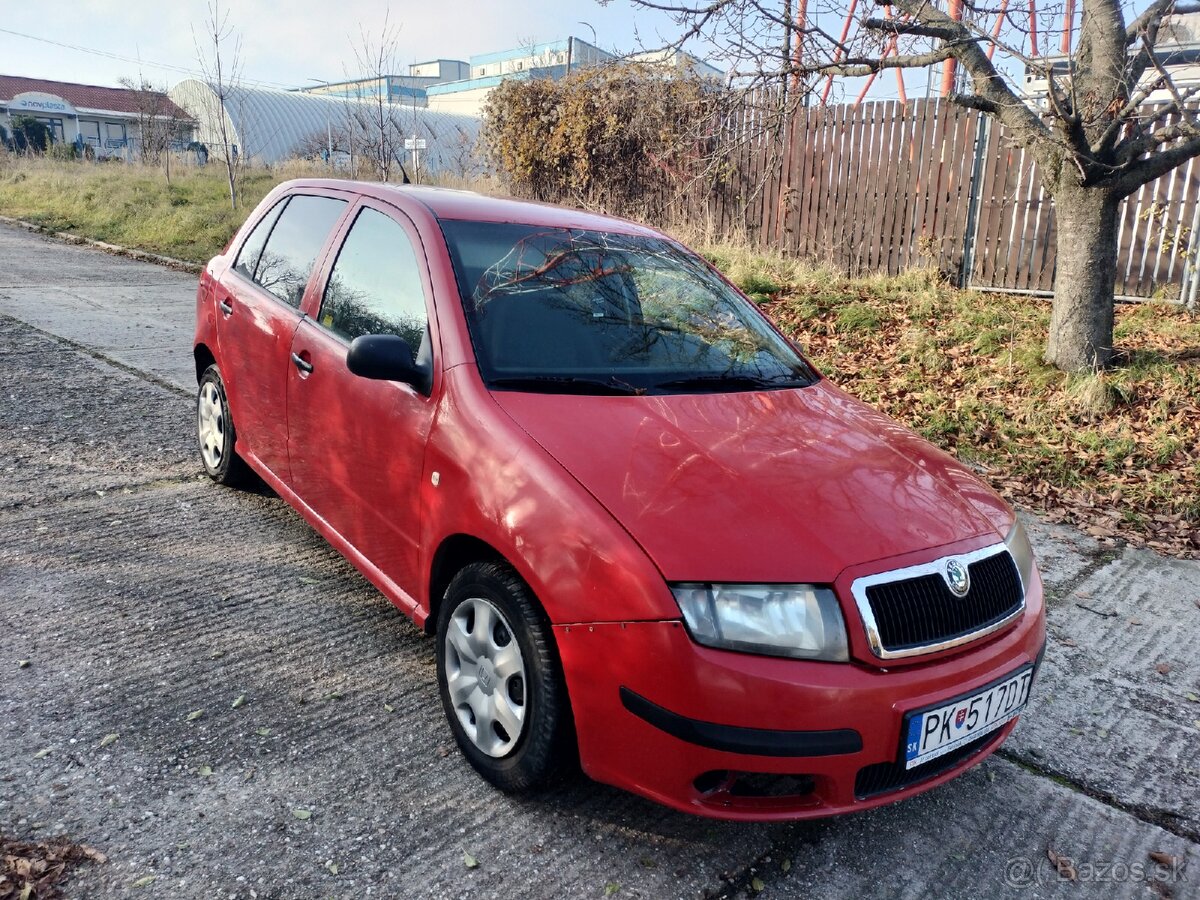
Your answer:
[34,117,65,144]
[79,120,102,147]
[105,121,127,148]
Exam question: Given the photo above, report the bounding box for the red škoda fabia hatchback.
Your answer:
[193,180,1046,820]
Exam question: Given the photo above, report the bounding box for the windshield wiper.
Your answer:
[487,375,644,396]
[652,372,812,393]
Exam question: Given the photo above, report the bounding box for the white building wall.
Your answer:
[425,87,494,118]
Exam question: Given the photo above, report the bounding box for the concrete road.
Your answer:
[0,223,1197,899]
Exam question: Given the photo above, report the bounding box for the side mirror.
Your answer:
[346,334,431,394]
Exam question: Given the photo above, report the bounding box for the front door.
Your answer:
[216,192,349,481]
[286,200,439,601]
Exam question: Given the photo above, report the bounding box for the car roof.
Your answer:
[280,179,665,238]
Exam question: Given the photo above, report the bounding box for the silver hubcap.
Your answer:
[443,597,527,757]
[197,381,226,471]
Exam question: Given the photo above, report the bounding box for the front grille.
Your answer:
[862,550,1023,654]
[854,732,997,799]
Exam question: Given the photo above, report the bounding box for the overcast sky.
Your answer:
[0,0,684,91]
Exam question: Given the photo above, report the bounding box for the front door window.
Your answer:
[317,206,429,357]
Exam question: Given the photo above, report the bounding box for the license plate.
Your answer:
[903,666,1033,770]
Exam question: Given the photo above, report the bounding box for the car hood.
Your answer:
[490,380,1008,583]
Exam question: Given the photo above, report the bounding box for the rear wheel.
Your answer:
[436,561,575,792]
[196,364,252,488]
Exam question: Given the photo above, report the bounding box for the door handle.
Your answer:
[291,352,314,374]
[218,299,233,315]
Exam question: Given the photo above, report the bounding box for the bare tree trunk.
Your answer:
[195,1,241,211]
[221,110,237,211]
[1046,184,1121,372]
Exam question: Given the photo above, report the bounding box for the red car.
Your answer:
[193,179,1046,820]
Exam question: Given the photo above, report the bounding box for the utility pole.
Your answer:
[307,78,334,164]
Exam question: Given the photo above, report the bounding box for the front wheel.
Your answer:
[196,364,252,488]
[436,561,575,792]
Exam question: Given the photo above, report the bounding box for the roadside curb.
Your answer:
[0,214,203,275]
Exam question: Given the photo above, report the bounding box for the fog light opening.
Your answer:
[693,770,732,795]
[728,772,816,799]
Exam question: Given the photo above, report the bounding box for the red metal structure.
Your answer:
[940,0,966,95]
[821,0,860,104]
[832,0,1076,100]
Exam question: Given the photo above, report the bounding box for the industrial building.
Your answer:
[424,43,721,115]
[169,79,480,171]
[425,37,612,115]
[296,38,722,118]
[625,49,724,80]
[297,40,612,117]
[0,74,192,158]
[299,60,470,108]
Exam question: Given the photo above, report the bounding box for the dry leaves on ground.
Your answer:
[0,836,106,900]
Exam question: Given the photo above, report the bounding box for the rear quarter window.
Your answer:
[233,198,287,282]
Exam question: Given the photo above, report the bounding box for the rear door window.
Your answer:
[233,198,287,282]
[253,195,348,308]
[318,207,428,358]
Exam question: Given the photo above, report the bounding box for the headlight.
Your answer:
[1005,519,1036,591]
[670,583,849,661]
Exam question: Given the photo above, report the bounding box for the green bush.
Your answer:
[481,62,720,217]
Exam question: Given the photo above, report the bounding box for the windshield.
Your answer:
[439,221,818,395]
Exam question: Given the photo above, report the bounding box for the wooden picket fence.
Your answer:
[643,96,1200,302]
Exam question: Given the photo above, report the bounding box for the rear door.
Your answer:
[215,191,350,481]
[286,199,440,602]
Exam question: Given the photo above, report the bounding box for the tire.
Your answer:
[196,364,253,488]
[436,561,576,792]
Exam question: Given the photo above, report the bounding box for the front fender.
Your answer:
[417,365,678,626]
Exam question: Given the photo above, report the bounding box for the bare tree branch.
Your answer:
[1115,133,1200,194]
[811,46,957,76]
[1126,0,1178,45]
[862,18,957,40]
[890,0,1053,154]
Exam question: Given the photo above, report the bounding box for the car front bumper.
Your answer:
[554,571,1046,820]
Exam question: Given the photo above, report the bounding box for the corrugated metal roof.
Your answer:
[0,74,190,118]
[170,80,481,167]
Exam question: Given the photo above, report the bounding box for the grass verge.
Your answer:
[0,158,496,263]
[0,157,293,263]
